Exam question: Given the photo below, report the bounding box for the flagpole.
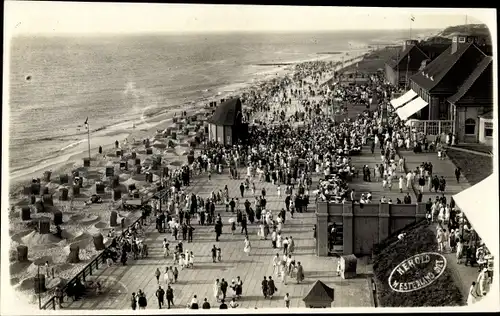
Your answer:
[87,122,91,163]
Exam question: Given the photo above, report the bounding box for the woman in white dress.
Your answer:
[277,232,283,248]
[244,237,251,256]
[259,223,265,240]
[214,279,222,302]
[164,267,172,286]
[277,185,281,198]
[277,216,283,233]
[398,176,404,193]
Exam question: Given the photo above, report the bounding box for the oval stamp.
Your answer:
[388,252,447,293]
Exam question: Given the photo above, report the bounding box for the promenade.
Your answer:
[60,80,376,310]
[63,167,373,309]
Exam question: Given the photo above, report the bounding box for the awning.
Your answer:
[396,97,428,121]
[453,175,498,254]
[390,90,417,108]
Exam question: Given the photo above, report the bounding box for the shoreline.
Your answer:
[7,50,370,197]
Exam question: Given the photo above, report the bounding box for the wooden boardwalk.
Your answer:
[63,167,374,310]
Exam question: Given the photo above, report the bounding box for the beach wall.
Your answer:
[315,202,427,256]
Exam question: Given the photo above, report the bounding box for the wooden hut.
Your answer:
[302,280,335,308]
[207,98,247,146]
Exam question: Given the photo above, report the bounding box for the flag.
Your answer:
[411,16,415,22]
[84,117,88,130]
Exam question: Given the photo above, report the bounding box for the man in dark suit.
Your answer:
[155,286,165,309]
[261,276,268,299]
[166,285,174,309]
[220,279,228,300]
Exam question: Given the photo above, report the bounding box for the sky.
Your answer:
[4,2,496,36]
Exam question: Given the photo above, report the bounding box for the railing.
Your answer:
[40,200,154,310]
[406,120,454,141]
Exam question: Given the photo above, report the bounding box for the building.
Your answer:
[407,34,492,121]
[385,40,449,87]
[385,40,429,87]
[207,98,246,146]
[447,56,493,143]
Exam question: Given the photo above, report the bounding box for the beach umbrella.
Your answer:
[152,140,167,149]
[169,160,184,167]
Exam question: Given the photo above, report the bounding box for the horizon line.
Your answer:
[10,27,443,38]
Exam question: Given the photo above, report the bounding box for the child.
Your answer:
[217,247,222,262]
[284,293,290,308]
[179,253,186,270]
[163,238,170,258]
[231,221,236,235]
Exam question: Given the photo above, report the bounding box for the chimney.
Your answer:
[451,34,485,54]
[403,39,418,51]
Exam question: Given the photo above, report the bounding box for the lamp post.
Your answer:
[38,265,41,309]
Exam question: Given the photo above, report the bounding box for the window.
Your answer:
[458,37,466,43]
[485,122,493,137]
[465,118,476,135]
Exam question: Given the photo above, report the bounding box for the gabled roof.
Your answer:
[410,43,478,91]
[448,56,493,104]
[207,98,242,126]
[303,280,334,302]
[386,45,429,69]
[479,110,493,119]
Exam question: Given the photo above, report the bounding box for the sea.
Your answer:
[8,30,423,175]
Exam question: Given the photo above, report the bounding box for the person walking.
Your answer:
[188,224,195,243]
[163,238,170,258]
[164,267,172,286]
[289,236,296,255]
[296,262,305,284]
[173,266,179,283]
[272,253,280,275]
[283,237,289,255]
[155,285,165,309]
[154,268,161,284]
[261,276,268,299]
[244,236,251,256]
[267,276,277,299]
[211,245,217,263]
[214,279,222,302]
[236,276,243,299]
[271,229,277,248]
[467,282,478,305]
[166,285,174,309]
[284,293,291,308]
[130,292,137,310]
[137,290,147,309]
[220,278,228,300]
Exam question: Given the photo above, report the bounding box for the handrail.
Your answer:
[40,208,146,310]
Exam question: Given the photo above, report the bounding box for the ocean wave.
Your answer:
[59,139,86,152]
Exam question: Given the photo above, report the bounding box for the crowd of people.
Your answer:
[58,51,493,309]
